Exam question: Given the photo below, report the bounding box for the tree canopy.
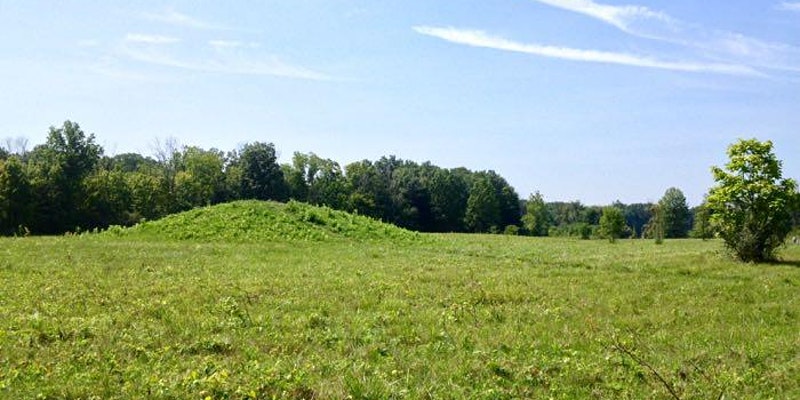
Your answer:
[659,187,691,238]
[707,138,798,262]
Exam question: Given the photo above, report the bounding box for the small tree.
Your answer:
[599,206,626,243]
[522,191,551,236]
[645,203,665,244]
[659,187,690,238]
[707,138,798,262]
[689,202,713,240]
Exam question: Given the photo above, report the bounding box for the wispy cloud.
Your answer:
[141,9,224,30]
[121,43,330,81]
[777,2,800,11]
[92,10,327,81]
[208,40,259,50]
[531,0,673,35]
[530,0,800,73]
[125,33,180,45]
[413,26,759,76]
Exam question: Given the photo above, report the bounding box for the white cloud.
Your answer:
[121,44,330,81]
[531,0,800,73]
[777,2,800,11]
[141,9,223,30]
[413,26,759,76]
[531,0,673,34]
[125,34,180,45]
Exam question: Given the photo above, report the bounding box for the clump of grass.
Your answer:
[102,200,423,243]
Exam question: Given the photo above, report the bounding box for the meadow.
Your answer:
[1,201,798,399]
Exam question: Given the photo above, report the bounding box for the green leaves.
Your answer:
[707,139,798,262]
[599,207,626,243]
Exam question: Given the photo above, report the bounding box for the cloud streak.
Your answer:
[121,43,330,81]
[531,0,672,35]
[530,0,800,73]
[413,26,759,76]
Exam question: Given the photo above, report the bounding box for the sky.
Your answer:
[2,0,800,206]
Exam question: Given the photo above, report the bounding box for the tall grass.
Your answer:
[1,224,798,398]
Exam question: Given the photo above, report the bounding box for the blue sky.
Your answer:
[2,0,799,206]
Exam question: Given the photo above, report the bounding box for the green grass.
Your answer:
[103,200,422,243]
[1,205,799,399]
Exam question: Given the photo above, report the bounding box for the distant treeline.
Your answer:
[0,121,778,238]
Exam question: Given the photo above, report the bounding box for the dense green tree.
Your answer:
[428,168,469,232]
[126,172,168,221]
[345,160,389,219]
[598,206,626,243]
[707,139,798,262]
[659,187,690,238]
[547,201,584,227]
[582,206,603,226]
[111,153,159,173]
[83,169,133,228]
[522,191,551,236]
[481,171,522,229]
[465,175,501,232]
[175,146,226,208]
[286,152,348,209]
[0,156,32,234]
[238,142,288,202]
[26,121,103,233]
[390,164,433,231]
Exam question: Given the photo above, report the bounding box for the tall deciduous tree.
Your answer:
[465,175,500,233]
[175,146,226,208]
[345,160,389,219]
[429,168,469,232]
[707,138,798,262]
[522,191,551,236]
[238,142,287,202]
[659,187,690,238]
[27,121,102,233]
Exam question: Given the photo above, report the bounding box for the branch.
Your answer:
[612,339,682,400]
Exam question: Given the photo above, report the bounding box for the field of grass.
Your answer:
[1,202,799,399]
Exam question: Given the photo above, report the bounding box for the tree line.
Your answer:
[0,121,525,235]
[2,122,795,245]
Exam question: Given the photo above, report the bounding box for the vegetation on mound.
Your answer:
[103,200,422,242]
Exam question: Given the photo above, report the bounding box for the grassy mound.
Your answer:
[104,200,421,242]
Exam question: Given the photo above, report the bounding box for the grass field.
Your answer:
[1,202,799,399]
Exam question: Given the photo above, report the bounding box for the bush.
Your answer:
[707,139,798,262]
